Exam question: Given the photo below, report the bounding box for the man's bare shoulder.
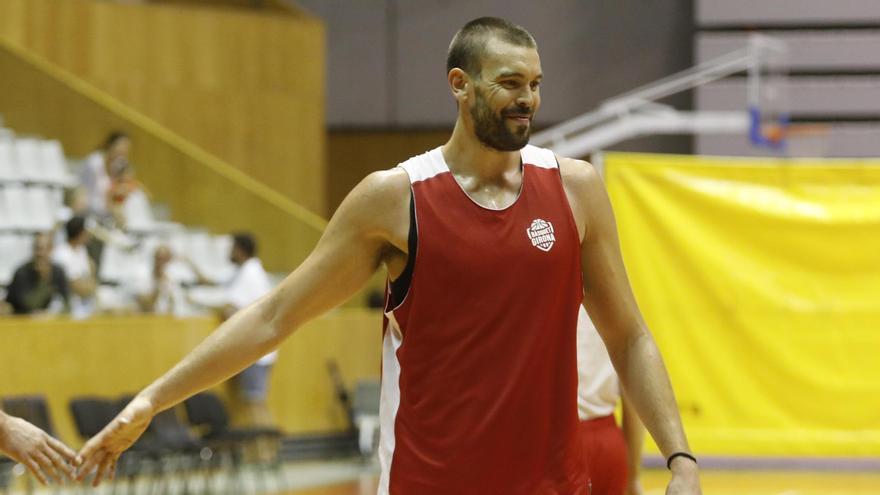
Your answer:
[557,156,602,193]
[345,168,410,216]
[555,156,606,241]
[333,167,410,246]
[361,167,411,197]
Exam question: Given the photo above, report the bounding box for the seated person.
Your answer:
[187,233,275,426]
[107,157,147,229]
[80,131,130,219]
[135,245,187,316]
[52,216,97,318]
[5,233,69,315]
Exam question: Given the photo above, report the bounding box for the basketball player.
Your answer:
[76,17,701,494]
[577,306,645,495]
[0,411,76,485]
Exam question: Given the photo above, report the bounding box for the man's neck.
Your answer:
[442,121,522,184]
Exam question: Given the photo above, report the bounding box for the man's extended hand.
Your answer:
[666,457,702,495]
[75,395,154,487]
[0,414,76,485]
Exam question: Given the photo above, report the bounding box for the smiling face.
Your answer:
[465,39,542,151]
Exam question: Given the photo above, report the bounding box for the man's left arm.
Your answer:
[562,158,701,493]
[621,389,645,495]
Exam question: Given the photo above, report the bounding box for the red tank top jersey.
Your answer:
[378,145,588,495]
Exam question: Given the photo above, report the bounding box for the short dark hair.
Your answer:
[446,17,537,77]
[102,131,129,151]
[232,232,257,258]
[66,216,87,241]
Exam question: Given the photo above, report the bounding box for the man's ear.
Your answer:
[448,68,469,102]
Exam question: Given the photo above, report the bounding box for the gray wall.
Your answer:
[697,0,880,26]
[298,0,695,143]
[694,1,880,157]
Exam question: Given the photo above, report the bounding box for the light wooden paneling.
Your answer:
[0,310,382,447]
[326,130,450,214]
[0,37,324,271]
[0,0,326,214]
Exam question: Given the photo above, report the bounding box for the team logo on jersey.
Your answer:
[527,219,555,252]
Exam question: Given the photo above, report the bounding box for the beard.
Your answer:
[470,89,532,151]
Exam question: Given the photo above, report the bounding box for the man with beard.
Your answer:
[77,17,701,495]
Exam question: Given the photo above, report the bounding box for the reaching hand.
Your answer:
[0,415,76,485]
[75,396,154,487]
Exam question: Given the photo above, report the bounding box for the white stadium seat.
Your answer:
[0,233,32,286]
[0,139,19,181]
[40,140,73,185]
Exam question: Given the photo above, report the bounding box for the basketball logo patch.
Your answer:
[527,219,555,252]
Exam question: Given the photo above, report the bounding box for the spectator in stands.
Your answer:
[52,216,97,319]
[80,131,131,218]
[188,232,275,426]
[107,157,148,229]
[56,187,90,226]
[5,233,69,315]
[135,244,186,315]
[56,186,138,274]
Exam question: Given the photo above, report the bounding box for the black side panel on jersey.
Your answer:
[389,193,417,308]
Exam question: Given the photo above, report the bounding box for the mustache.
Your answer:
[502,106,533,118]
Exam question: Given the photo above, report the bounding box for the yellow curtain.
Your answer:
[604,152,880,456]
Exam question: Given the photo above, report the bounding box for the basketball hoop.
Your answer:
[750,112,831,156]
[747,35,790,151]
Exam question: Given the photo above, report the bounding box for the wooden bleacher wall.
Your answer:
[0,310,383,448]
[0,0,327,272]
[0,0,386,444]
[0,0,326,216]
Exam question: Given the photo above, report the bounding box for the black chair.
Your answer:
[183,392,281,444]
[68,397,117,440]
[116,395,221,495]
[1,396,56,438]
[184,392,284,493]
[0,455,14,494]
[68,396,141,494]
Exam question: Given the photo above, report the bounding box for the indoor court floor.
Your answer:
[283,469,880,495]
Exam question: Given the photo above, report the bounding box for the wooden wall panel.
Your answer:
[0,311,382,446]
[0,38,324,271]
[0,0,325,214]
[326,130,450,214]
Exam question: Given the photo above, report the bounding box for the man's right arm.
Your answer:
[76,169,411,484]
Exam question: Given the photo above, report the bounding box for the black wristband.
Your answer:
[666,452,698,470]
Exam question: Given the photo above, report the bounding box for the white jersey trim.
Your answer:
[397,145,558,185]
[398,148,448,184]
[521,144,559,169]
[377,313,404,495]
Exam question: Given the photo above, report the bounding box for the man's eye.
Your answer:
[530,81,541,90]
[501,80,518,89]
